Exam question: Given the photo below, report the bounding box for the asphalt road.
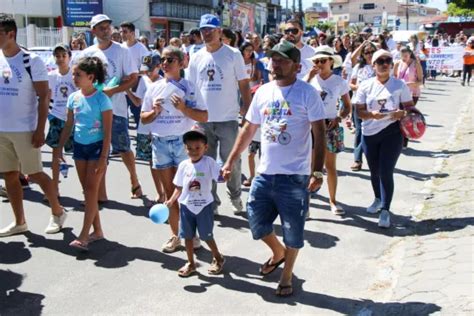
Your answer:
[1,77,472,315]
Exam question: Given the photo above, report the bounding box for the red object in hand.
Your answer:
[400,111,426,140]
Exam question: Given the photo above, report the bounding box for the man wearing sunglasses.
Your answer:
[187,14,251,216]
[282,19,317,79]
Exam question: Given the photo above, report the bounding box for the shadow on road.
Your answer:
[0,269,45,316]
[402,148,470,158]
[0,241,32,264]
[216,214,339,250]
[181,260,440,315]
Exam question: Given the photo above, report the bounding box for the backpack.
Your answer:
[20,47,33,81]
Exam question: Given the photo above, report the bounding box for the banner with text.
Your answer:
[427,46,464,71]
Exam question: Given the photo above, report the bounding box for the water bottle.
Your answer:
[59,163,69,178]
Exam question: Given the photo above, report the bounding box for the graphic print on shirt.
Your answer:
[263,99,292,145]
[3,69,11,84]
[186,170,208,208]
[369,94,396,113]
[199,63,223,91]
[320,90,328,102]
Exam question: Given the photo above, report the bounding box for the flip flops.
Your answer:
[275,284,293,297]
[208,256,226,275]
[69,239,89,251]
[259,257,285,276]
[88,234,104,243]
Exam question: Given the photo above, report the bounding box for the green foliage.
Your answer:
[446,2,474,17]
[307,21,336,33]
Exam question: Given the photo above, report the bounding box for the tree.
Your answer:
[446,1,474,17]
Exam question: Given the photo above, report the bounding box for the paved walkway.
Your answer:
[388,100,473,315]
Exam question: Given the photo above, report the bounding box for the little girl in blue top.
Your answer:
[56,57,113,251]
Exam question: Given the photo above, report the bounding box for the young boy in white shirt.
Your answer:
[165,127,225,277]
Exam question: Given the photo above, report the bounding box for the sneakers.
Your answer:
[331,204,345,216]
[45,210,68,234]
[231,198,245,215]
[0,185,7,198]
[378,210,391,228]
[192,237,202,250]
[162,235,181,253]
[367,198,382,214]
[0,222,28,237]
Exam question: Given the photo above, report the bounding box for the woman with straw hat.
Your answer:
[305,46,351,216]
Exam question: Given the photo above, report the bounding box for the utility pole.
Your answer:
[406,0,409,30]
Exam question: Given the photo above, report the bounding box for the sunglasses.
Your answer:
[313,58,329,65]
[375,58,393,65]
[160,57,176,64]
[364,50,375,55]
[284,28,299,35]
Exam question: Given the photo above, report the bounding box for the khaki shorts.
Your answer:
[0,132,43,175]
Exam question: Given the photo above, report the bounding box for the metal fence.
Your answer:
[17,26,63,48]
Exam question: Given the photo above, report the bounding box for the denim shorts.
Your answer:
[151,135,187,169]
[179,203,214,241]
[45,116,74,152]
[73,141,103,161]
[247,174,310,249]
[111,115,131,153]
[135,133,152,162]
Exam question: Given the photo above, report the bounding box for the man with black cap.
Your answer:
[187,14,251,215]
[222,40,326,296]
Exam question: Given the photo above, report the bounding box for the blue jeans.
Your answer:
[247,174,310,249]
[199,121,241,207]
[352,104,363,163]
[362,122,403,211]
[151,135,187,169]
[127,95,141,128]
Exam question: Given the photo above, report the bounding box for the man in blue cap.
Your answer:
[187,14,251,216]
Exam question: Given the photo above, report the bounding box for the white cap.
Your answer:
[90,14,112,29]
[372,49,392,65]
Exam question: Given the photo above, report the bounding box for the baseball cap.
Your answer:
[53,43,72,56]
[266,40,301,63]
[372,49,392,64]
[140,52,161,72]
[183,126,207,144]
[90,14,112,29]
[199,14,220,29]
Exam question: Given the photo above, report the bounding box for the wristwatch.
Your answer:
[312,171,324,179]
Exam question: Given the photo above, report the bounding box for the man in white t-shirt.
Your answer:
[186,14,251,215]
[282,19,317,79]
[82,14,142,198]
[222,41,326,297]
[188,29,205,57]
[120,21,150,128]
[0,14,67,237]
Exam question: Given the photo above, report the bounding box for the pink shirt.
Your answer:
[398,61,421,97]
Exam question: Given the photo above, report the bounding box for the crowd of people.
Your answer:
[0,11,472,296]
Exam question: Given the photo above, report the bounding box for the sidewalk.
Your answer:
[389,101,473,314]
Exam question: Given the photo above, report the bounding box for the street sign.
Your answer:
[62,0,103,27]
[373,16,382,27]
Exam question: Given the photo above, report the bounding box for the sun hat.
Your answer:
[307,45,342,68]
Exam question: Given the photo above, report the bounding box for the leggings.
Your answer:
[362,122,403,211]
[463,64,473,84]
[352,104,363,162]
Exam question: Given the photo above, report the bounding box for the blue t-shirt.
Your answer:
[66,90,113,145]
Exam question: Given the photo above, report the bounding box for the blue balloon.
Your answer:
[149,204,169,224]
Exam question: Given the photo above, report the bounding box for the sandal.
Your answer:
[178,263,197,278]
[88,234,104,243]
[69,239,89,251]
[208,256,226,275]
[350,162,362,171]
[131,184,143,199]
[275,284,293,297]
[259,257,285,276]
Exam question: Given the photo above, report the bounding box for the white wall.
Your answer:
[103,0,150,32]
[1,0,62,17]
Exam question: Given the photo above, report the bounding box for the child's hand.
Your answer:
[221,163,233,181]
[102,87,115,98]
[163,200,173,208]
[153,98,164,115]
[52,150,65,165]
[170,94,186,112]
